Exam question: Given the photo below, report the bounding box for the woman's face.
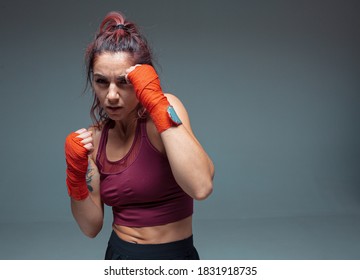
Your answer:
[92,52,139,122]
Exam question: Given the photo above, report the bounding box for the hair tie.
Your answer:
[114,24,127,31]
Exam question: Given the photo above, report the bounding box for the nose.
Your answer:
[107,83,120,104]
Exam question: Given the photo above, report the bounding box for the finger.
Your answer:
[125,65,140,84]
[125,64,141,75]
[125,67,134,83]
[80,137,93,145]
[75,128,87,134]
[83,143,94,153]
[125,73,130,84]
[76,131,92,139]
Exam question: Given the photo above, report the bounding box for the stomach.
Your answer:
[112,215,193,244]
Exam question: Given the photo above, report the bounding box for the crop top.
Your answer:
[96,118,193,227]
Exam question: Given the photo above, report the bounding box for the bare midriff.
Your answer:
[112,216,193,244]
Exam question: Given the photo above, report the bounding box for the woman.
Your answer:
[64,11,214,260]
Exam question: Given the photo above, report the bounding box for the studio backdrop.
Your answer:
[0,0,359,233]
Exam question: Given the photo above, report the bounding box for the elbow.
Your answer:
[77,220,103,239]
[192,163,215,200]
[192,180,213,201]
[86,232,100,239]
[193,168,214,200]
[83,224,103,239]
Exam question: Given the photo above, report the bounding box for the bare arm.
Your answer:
[71,157,103,238]
[125,64,214,200]
[69,128,104,238]
[161,94,214,200]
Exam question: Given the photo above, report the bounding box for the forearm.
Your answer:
[71,195,103,238]
[126,64,214,199]
[161,125,214,200]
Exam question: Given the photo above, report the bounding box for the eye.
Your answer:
[116,77,128,86]
[94,78,109,87]
[95,78,107,84]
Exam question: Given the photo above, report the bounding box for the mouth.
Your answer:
[106,106,122,113]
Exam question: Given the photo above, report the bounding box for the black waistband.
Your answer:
[108,230,195,258]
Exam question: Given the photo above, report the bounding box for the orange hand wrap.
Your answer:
[127,64,180,133]
[64,132,89,200]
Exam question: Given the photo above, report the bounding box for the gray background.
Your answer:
[0,0,359,259]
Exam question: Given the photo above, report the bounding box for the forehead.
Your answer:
[93,52,134,75]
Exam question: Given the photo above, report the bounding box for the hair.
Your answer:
[85,11,154,128]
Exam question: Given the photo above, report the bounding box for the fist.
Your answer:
[125,64,141,83]
[74,128,94,154]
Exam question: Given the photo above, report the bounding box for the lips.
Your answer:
[106,106,122,113]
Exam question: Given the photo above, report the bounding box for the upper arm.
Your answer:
[86,125,103,211]
[165,93,215,178]
[86,157,102,208]
[165,93,195,137]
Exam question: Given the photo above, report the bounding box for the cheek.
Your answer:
[92,83,106,100]
[94,90,106,105]
[127,95,140,110]
[123,88,138,103]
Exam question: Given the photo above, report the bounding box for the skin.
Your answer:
[71,52,214,243]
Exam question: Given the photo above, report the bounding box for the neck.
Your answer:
[113,117,138,139]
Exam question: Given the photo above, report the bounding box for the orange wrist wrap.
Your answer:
[127,65,178,133]
[64,132,89,200]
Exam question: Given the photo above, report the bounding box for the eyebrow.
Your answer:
[116,75,127,81]
[93,73,127,81]
[93,73,107,79]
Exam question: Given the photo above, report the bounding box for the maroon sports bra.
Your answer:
[96,118,193,227]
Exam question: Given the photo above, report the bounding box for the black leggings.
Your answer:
[105,230,200,260]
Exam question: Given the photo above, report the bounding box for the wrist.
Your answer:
[65,132,90,201]
[150,100,182,133]
[127,65,182,133]
[66,167,89,200]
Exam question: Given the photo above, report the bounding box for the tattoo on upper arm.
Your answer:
[86,160,94,192]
